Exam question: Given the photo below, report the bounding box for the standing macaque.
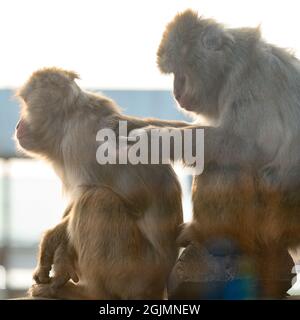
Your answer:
[15,67,186,299]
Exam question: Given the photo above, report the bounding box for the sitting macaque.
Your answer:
[15,67,188,299]
[32,207,79,289]
[130,10,300,298]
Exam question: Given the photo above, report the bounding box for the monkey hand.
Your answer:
[29,245,78,298]
[33,243,79,288]
[33,265,52,284]
[50,243,79,288]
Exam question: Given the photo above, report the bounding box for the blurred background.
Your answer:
[1,0,300,298]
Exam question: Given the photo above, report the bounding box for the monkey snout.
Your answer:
[15,119,29,140]
[175,93,181,101]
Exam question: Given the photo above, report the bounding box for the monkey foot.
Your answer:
[168,240,258,300]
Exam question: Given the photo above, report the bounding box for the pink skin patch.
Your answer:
[16,119,28,140]
[177,96,194,111]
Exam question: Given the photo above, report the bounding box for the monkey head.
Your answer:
[157,10,235,121]
[15,68,81,156]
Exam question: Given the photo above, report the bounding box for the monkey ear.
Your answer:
[201,25,233,51]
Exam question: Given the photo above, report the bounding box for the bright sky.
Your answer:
[1,0,300,89]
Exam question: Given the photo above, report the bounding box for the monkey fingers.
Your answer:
[33,265,51,284]
[33,217,70,284]
[51,263,79,289]
[50,243,79,288]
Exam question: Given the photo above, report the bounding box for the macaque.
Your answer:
[134,10,300,298]
[15,67,186,299]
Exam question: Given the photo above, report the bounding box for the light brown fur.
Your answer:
[151,10,300,298]
[15,67,187,299]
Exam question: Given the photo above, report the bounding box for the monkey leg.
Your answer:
[255,246,294,299]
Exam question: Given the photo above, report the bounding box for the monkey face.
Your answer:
[15,107,59,155]
[171,67,221,120]
[15,117,35,150]
[15,68,80,154]
[172,71,200,112]
[173,73,189,108]
[15,96,44,153]
[157,10,234,121]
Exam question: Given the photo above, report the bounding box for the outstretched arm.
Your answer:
[126,124,253,167]
[123,115,192,132]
